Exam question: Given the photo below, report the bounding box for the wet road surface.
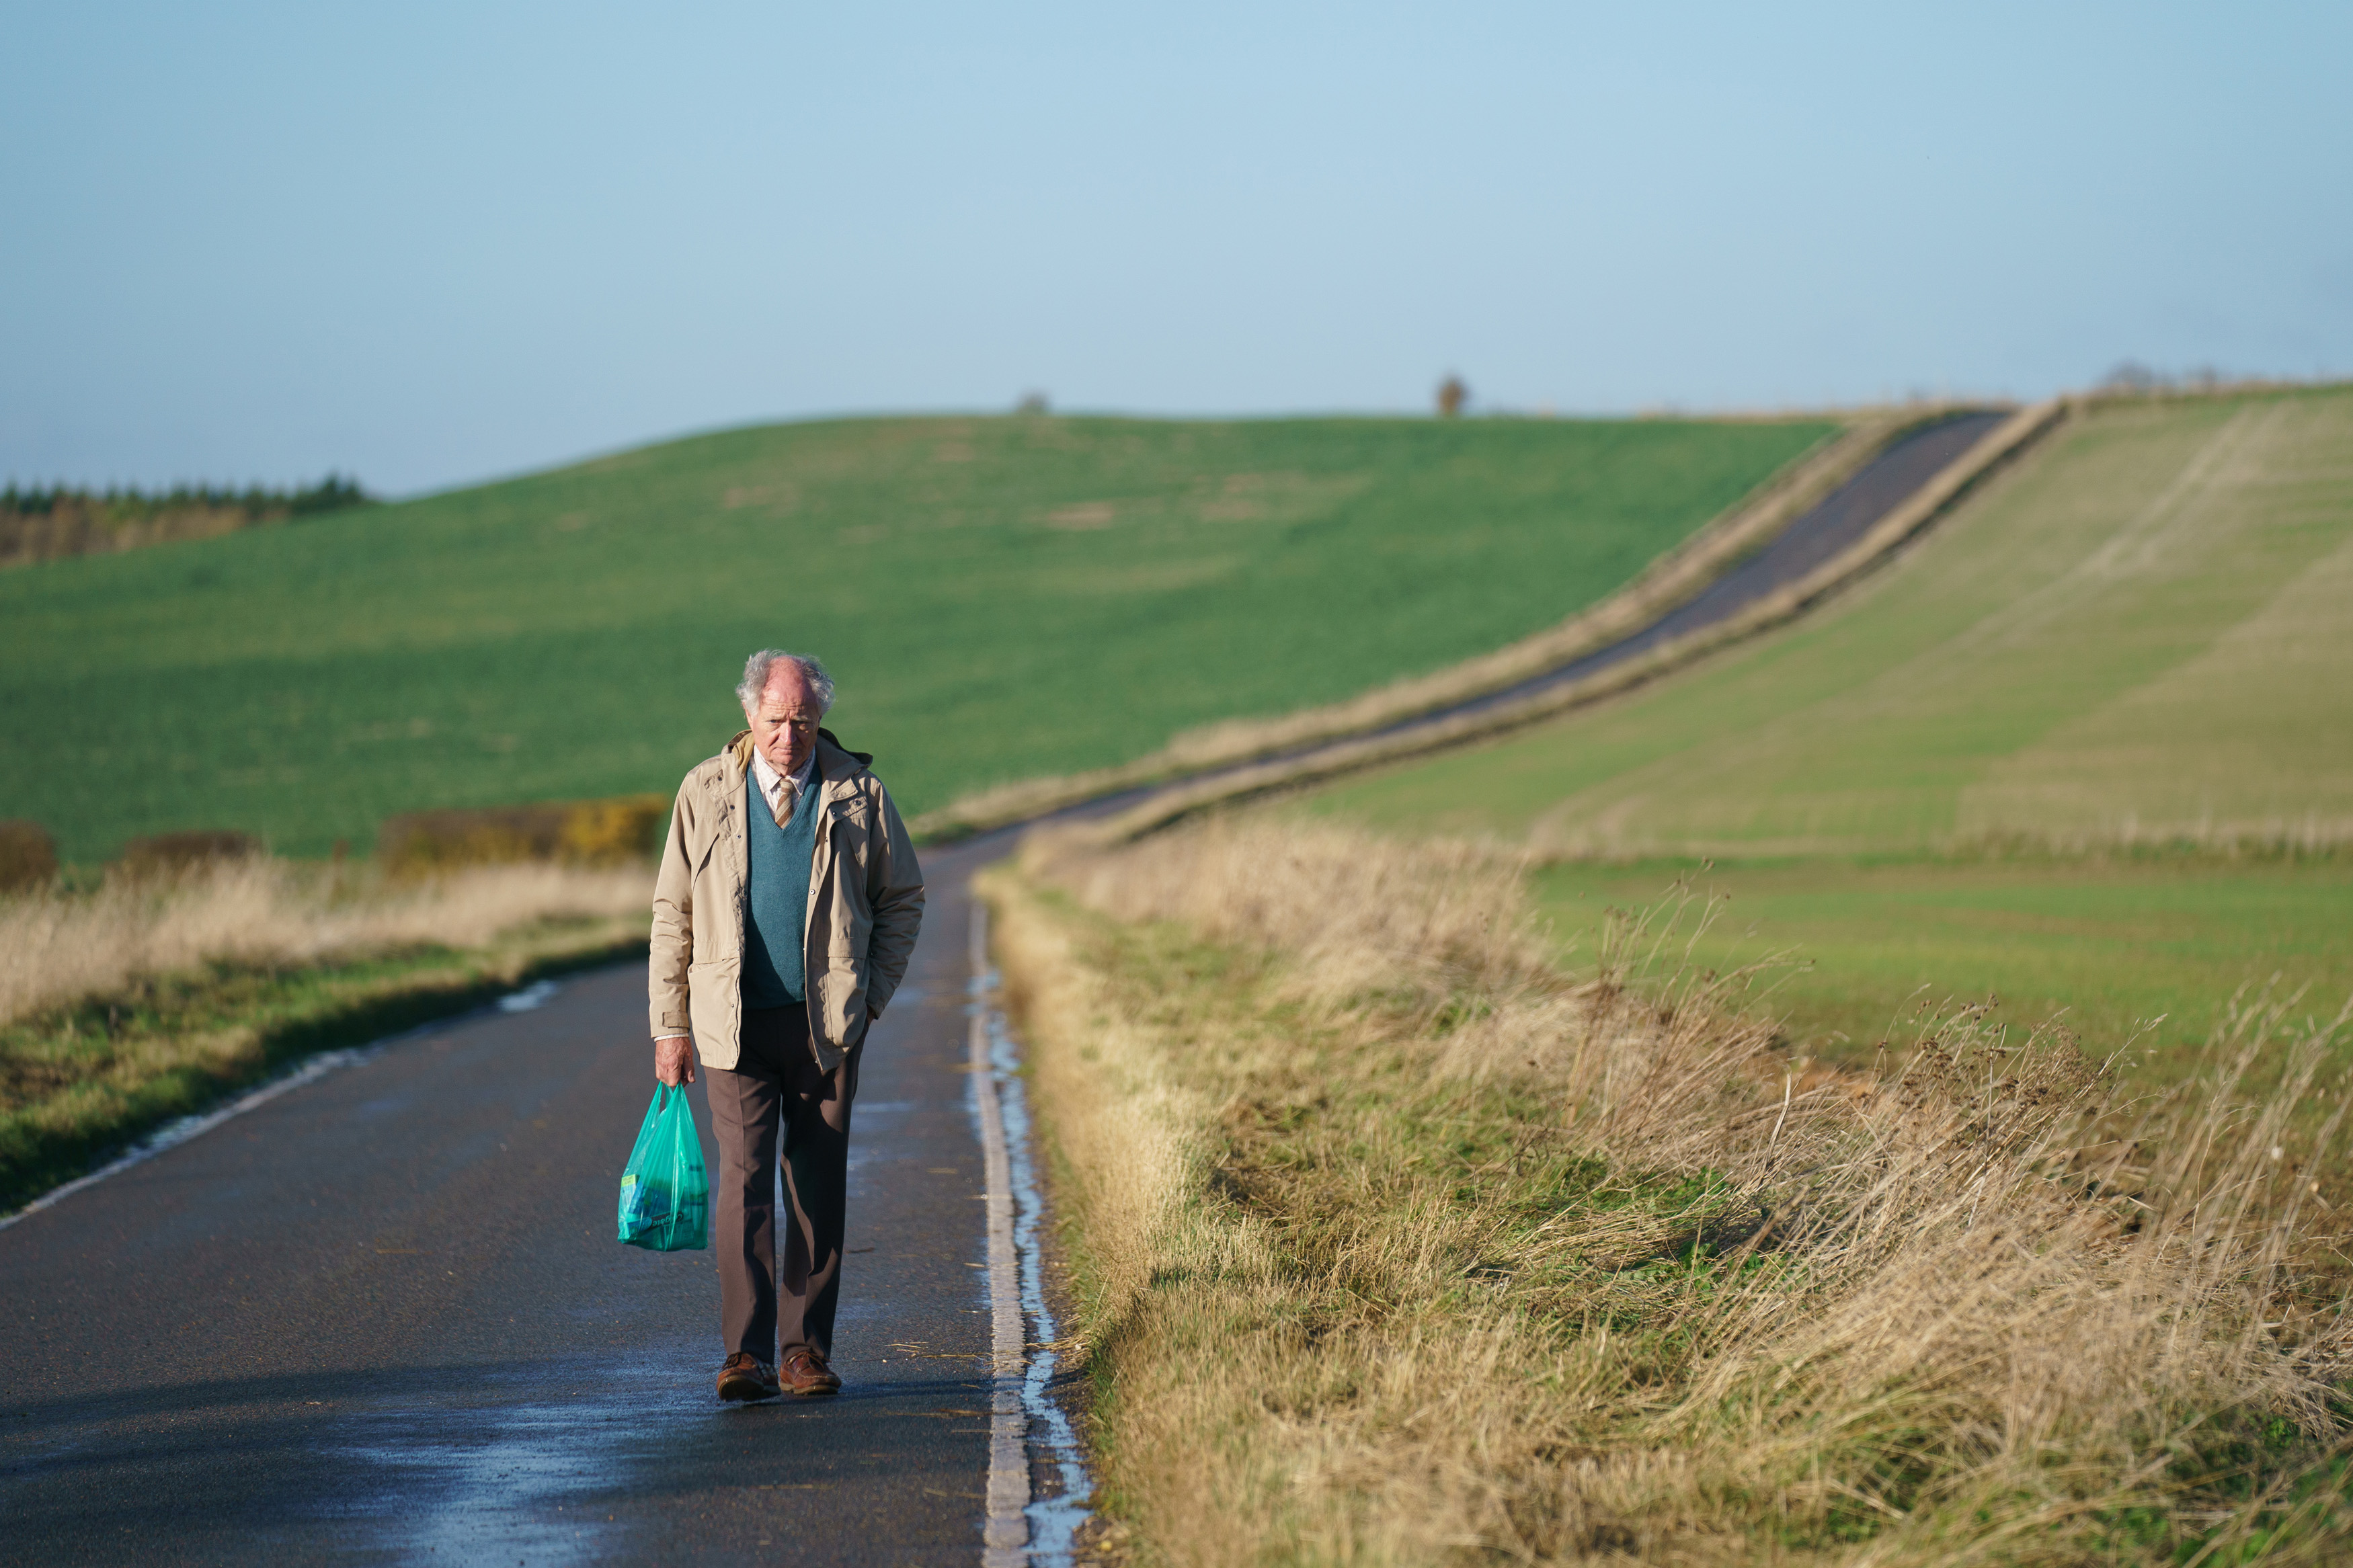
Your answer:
[1,837,1012,1567]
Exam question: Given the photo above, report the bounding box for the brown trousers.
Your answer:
[705,1005,859,1362]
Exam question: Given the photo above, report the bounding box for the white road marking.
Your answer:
[969,901,1030,1565]
[0,1040,383,1232]
[967,898,1096,1565]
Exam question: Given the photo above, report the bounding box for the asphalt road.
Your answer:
[0,413,2003,1565]
[1,835,1012,1567]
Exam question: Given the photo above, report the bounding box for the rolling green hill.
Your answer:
[1313,386,2353,855]
[0,413,1831,862]
[1304,387,2353,1062]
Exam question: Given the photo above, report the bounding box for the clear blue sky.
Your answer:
[5,1,2347,495]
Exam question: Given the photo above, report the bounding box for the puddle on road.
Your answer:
[497,980,561,1014]
[327,1354,694,1564]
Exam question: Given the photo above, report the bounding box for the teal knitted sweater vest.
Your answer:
[742,768,819,1007]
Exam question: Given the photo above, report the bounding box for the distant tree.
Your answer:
[2101,361,2168,394]
[1436,376,1469,418]
[1,473,377,566]
[1016,391,1051,415]
[289,472,373,516]
[0,473,375,524]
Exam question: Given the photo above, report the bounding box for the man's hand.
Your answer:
[654,1035,696,1086]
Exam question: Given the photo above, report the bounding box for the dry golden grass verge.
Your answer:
[0,858,649,1029]
[1,860,651,1210]
[986,818,2353,1565]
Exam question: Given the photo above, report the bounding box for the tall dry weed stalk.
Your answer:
[998,818,2353,1565]
[0,859,651,1029]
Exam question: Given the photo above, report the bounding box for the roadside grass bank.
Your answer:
[1529,852,2353,1083]
[0,861,649,1212]
[986,818,2353,1565]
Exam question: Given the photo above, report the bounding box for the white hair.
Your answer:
[737,650,836,714]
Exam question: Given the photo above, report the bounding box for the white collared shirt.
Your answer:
[750,747,815,826]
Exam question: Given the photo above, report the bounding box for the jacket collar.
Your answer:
[724,729,871,788]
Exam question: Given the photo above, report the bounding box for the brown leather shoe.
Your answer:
[781,1346,841,1397]
[717,1352,781,1403]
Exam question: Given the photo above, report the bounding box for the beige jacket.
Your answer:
[649,729,925,1072]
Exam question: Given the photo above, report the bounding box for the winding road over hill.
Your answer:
[1447,409,2005,716]
[0,410,2006,1565]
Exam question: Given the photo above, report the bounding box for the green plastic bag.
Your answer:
[616,1084,709,1251]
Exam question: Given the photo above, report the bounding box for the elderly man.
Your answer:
[649,650,925,1402]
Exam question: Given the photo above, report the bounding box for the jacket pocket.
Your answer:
[828,908,873,964]
[811,967,868,1052]
[686,958,740,1053]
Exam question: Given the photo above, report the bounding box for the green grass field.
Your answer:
[1306,386,2353,1063]
[0,414,1829,862]
[1531,854,2353,1072]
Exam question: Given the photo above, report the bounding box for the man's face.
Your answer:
[746,670,822,776]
